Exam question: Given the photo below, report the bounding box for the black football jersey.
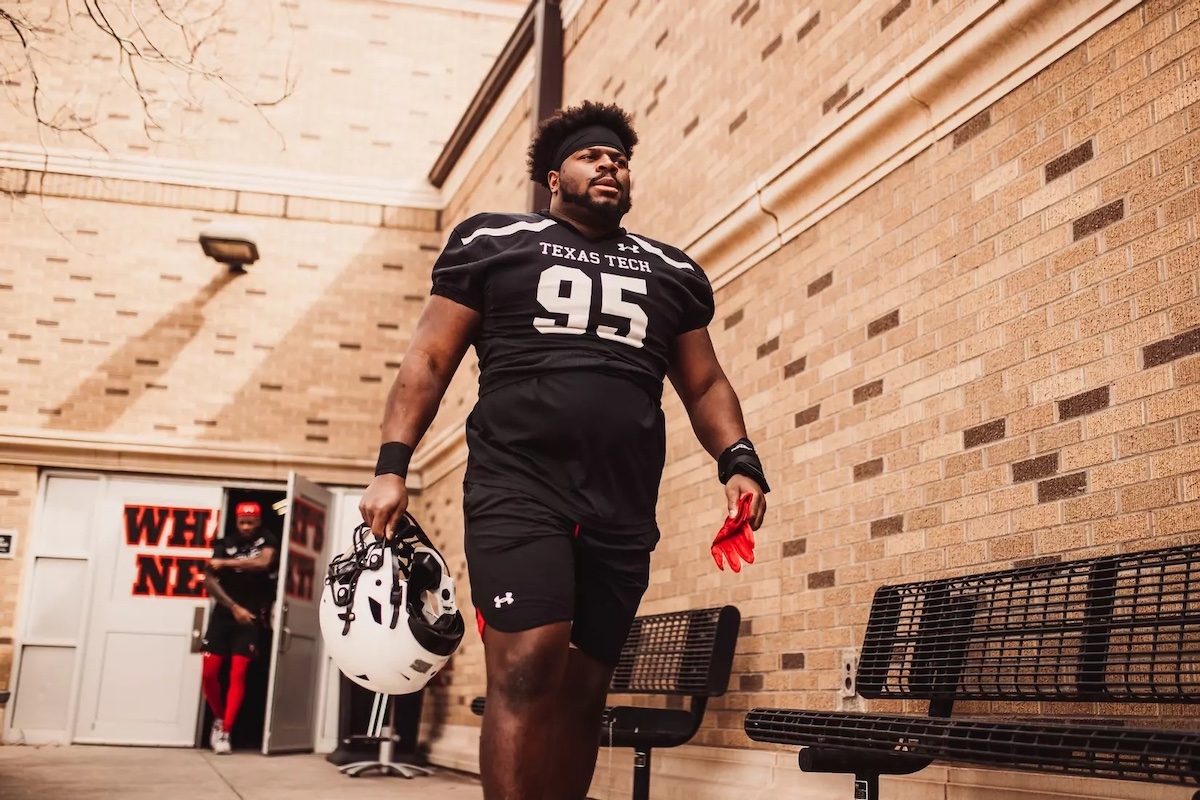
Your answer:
[211,531,279,612]
[430,210,716,530]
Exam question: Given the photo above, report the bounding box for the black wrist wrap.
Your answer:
[374,442,414,478]
[717,438,770,494]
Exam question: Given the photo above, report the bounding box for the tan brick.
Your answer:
[989,532,1036,562]
[1064,490,1117,523]
[1014,502,1060,532]
[1085,352,1139,386]
[1178,356,1200,386]
[1091,456,1150,491]
[1121,477,1180,512]
[1151,440,1200,478]
[1086,403,1146,437]
[966,465,1008,496]
[1094,514,1148,545]
[1148,386,1200,423]
[1184,413,1200,444]
[1170,300,1200,333]
[1114,364,1173,404]
[1062,437,1116,471]
[1102,210,1160,251]
[1036,420,1084,452]
[1055,336,1106,372]
[1152,503,1200,536]
[991,484,1036,513]
[1119,422,1180,456]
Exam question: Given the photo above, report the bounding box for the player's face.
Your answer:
[555,146,632,224]
[235,516,260,537]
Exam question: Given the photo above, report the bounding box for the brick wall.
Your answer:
[0,2,524,692]
[0,0,523,181]
[419,0,1200,749]
[0,195,440,457]
[0,466,37,689]
[562,0,981,243]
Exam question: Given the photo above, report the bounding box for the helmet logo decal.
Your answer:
[494,592,514,608]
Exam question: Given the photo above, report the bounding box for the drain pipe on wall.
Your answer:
[529,0,564,212]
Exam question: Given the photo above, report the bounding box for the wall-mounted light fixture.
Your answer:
[199,224,259,274]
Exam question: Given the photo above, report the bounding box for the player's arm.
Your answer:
[361,295,481,538]
[380,296,480,448]
[218,546,276,572]
[668,327,768,529]
[204,568,257,624]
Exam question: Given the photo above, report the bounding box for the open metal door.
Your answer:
[74,478,222,746]
[262,472,332,753]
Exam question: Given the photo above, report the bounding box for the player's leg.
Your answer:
[479,623,572,799]
[217,619,263,751]
[544,647,615,799]
[545,527,656,799]
[200,653,226,719]
[199,608,234,750]
[465,483,577,800]
[222,655,252,734]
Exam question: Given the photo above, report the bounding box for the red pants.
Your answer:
[201,653,251,731]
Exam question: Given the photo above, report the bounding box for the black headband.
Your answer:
[551,125,627,171]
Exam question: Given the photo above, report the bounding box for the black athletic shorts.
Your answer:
[201,605,266,658]
[464,481,658,667]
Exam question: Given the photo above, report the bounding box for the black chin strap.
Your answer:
[324,515,445,636]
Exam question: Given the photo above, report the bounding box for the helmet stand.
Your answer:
[337,692,434,780]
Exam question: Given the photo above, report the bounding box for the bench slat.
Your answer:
[858,543,1200,702]
[744,709,1200,787]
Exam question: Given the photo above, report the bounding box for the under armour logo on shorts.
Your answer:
[617,243,640,253]
[494,592,514,608]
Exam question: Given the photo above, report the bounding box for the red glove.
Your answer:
[711,494,755,573]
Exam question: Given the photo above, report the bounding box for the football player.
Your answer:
[360,101,769,799]
[200,500,278,754]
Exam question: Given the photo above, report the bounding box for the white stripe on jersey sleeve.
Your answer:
[626,234,694,271]
[459,217,558,245]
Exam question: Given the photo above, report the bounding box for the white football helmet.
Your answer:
[319,514,464,695]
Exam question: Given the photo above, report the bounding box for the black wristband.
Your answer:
[717,438,771,494]
[374,442,414,478]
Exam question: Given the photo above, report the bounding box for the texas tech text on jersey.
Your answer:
[430,210,716,531]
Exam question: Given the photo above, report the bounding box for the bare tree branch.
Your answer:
[0,0,297,153]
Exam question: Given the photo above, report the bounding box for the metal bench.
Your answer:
[472,604,741,800]
[745,543,1200,799]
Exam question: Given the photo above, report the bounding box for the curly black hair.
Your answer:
[526,100,638,189]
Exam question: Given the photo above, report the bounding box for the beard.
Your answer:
[559,174,632,227]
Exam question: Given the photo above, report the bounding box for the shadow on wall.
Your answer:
[198,223,438,459]
[46,269,239,432]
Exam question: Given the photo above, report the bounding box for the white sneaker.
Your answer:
[209,719,224,751]
[213,729,232,755]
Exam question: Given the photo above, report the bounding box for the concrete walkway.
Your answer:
[0,745,484,799]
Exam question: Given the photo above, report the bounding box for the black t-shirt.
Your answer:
[211,531,279,612]
[431,211,716,530]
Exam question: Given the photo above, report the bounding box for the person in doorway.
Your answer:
[359,100,769,799]
[200,500,278,755]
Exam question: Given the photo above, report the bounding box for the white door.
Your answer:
[74,479,222,745]
[262,472,332,753]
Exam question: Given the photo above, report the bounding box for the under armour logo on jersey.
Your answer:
[494,592,514,608]
[617,243,640,253]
